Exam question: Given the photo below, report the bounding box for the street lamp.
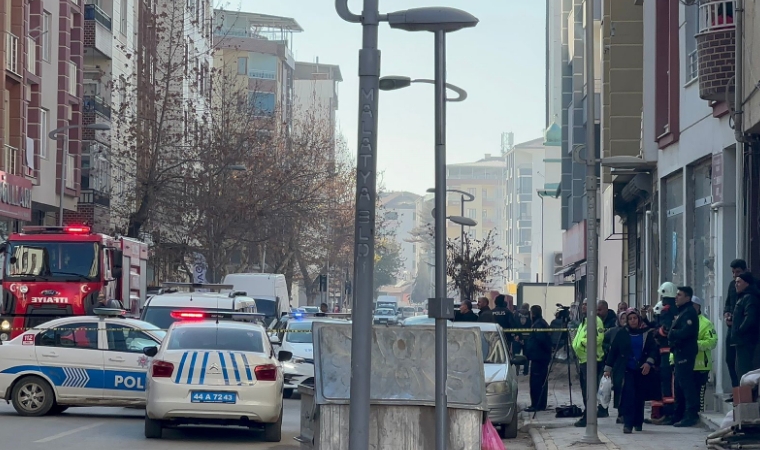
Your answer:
[427,187,476,300]
[381,77,467,102]
[49,123,111,226]
[335,2,477,448]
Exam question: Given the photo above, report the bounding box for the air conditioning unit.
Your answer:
[553,252,563,268]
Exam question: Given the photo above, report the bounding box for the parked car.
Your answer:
[373,308,399,325]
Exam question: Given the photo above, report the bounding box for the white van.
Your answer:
[222,273,289,323]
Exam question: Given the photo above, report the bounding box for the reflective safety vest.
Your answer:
[572,316,605,364]
[669,314,717,371]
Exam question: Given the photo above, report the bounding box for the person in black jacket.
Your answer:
[666,286,700,427]
[454,300,479,322]
[492,294,516,338]
[603,311,629,424]
[603,309,659,434]
[731,272,760,380]
[724,259,747,392]
[597,300,618,329]
[524,305,553,412]
[477,297,495,323]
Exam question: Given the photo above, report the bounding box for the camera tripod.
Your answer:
[531,320,581,420]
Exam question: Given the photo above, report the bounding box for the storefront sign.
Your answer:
[712,153,723,203]
[0,171,32,222]
[562,219,587,265]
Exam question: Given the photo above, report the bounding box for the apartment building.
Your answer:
[446,153,506,290]
[380,191,420,281]
[213,11,302,135]
[294,59,341,163]
[741,1,760,273]
[412,192,434,302]
[1,0,86,235]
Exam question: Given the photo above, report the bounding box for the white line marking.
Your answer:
[33,422,105,443]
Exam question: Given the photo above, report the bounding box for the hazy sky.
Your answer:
[240,0,547,195]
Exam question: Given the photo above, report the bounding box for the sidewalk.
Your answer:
[516,360,712,449]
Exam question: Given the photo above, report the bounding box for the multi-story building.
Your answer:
[1,0,85,233]
[504,137,562,285]
[294,59,341,162]
[412,192,434,301]
[445,153,507,290]
[380,191,421,281]
[741,1,760,276]
[213,11,302,135]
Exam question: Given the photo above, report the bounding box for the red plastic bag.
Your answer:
[482,418,505,450]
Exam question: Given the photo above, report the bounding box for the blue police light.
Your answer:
[292,312,304,319]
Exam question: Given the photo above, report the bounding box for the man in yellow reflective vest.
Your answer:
[669,296,717,412]
[572,298,606,427]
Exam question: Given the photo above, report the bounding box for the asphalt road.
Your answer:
[0,399,301,450]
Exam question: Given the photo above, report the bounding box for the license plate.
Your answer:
[190,391,236,404]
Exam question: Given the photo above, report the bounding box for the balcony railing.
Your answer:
[83,95,112,119]
[68,62,78,96]
[5,32,19,75]
[65,154,76,189]
[2,145,19,174]
[26,36,36,75]
[696,0,736,101]
[84,4,112,31]
[248,69,276,80]
[698,0,735,34]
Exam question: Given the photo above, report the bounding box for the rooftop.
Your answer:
[215,10,304,32]
[295,61,343,82]
[447,153,506,168]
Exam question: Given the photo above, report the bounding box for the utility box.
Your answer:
[295,323,488,450]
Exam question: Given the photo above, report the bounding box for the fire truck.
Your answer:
[0,225,149,341]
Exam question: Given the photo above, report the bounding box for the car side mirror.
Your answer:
[511,354,527,366]
[269,334,281,345]
[278,350,292,362]
[143,346,158,357]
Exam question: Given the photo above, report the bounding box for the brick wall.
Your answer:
[696,29,736,102]
[61,203,111,233]
[83,21,95,48]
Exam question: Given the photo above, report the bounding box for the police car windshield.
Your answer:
[143,307,229,329]
[166,327,265,353]
[4,242,99,280]
[285,321,313,344]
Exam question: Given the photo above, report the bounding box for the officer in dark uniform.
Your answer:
[666,286,700,427]
[492,294,516,340]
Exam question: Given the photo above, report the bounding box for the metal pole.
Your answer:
[582,0,600,443]
[337,0,380,447]
[460,195,465,301]
[541,197,544,282]
[433,29,450,450]
[58,134,68,226]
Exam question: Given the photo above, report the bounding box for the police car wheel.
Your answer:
[501,407,519,439]
[262,410,282,442]
[49,404,69,415]
[283,388,293,399]
[11,376,55,417]
[144,417,164,439]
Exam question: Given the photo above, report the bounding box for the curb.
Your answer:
[528,428,550,450]
[699,412,724,432]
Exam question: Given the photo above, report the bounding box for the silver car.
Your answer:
[373,308,399,325]
[401,317,525,439]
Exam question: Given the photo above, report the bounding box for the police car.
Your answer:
[143,314,291,441]
[0,308,165,416]
[270,314,350,398]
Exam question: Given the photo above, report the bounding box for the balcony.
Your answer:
[248,69,276,80]
[5,32,19,76]
[83,95,111,119]
[1,145,18,174]
[84,4,113,60]
[695,0,735,101]
[79,189,110,207]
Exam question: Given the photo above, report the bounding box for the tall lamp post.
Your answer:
[49,123,111,226]
[426,187,475,300]
[382,9,477,448]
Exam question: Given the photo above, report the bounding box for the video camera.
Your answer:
[555,303,571,324]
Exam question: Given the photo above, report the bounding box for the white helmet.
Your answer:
[658,282,678,298]
[653,301,663,316]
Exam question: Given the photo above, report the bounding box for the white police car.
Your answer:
[0,308,165,416]
[143,316,291,441]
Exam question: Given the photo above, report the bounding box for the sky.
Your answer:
[239,0,547,195]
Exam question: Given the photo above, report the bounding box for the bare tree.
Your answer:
[446,230,505,301]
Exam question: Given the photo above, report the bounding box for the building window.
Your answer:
[467,208,477,219]
[684,4,698,84]
[518,176,532,194]
[482,188,488,199]
[519,229,531,245]
[248,92,275,116]
[655,0,680,147]
[120,0,128,34]
[482,209,488,219]
[42,11,52,61]
[39,109,49,158]
[663,173,684,286]
[237,57,247,75]
[467,188,476,196]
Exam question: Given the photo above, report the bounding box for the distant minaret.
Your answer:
[500,132,514,156]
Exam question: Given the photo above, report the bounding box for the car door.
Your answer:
[34,321,104,401]
[102,323,161,401]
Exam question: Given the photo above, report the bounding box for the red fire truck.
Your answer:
[0,225,149,341]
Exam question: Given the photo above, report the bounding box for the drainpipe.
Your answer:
[644,210,652,308]
[734,0,746,257]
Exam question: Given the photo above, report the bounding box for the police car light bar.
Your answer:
[161,282,235,293]
[170,310,266,321]
[92,307,127,317]
[170,311,206,319]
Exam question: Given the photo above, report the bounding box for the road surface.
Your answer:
[0,399,301,449]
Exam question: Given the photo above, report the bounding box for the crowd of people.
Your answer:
[451,258,760,435]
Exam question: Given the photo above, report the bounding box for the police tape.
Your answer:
[3,326,605,333]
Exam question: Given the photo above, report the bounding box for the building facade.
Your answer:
[293,59,341,163]
[381,191,420,282]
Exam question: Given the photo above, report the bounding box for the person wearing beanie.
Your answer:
[731,272,760,381]
[667,286,700,428]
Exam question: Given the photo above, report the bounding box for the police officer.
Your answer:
[666,286,700,427]
[492,294,516,339]
[572,298,606,427]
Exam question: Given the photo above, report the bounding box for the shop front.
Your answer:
[0,171,33,240]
